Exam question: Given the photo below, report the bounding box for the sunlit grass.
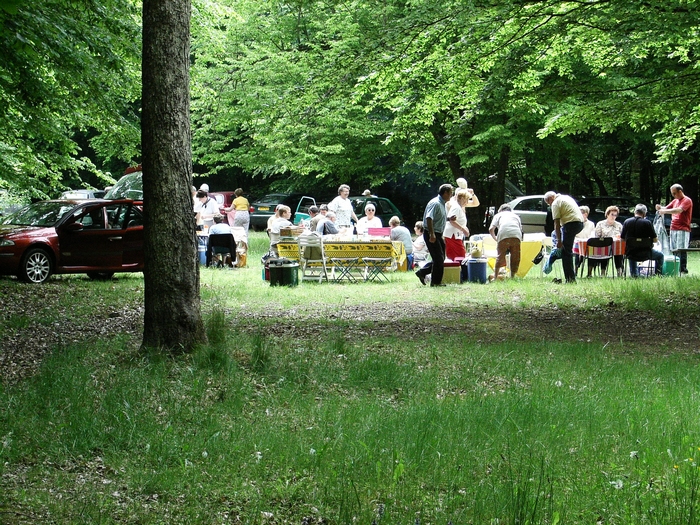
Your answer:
[1,236,700,523]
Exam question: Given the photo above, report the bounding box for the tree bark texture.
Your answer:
[141,0,206,351]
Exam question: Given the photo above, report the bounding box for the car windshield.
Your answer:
[105,172,143,200]
[1,201,77,226]
[254,194,289,205]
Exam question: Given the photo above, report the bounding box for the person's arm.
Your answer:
[554,218,562,248]
[426,217,436,243]
[656,202,684,215]
[465,190,480,208]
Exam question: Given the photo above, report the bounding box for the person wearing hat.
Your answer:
[356,203,383,234]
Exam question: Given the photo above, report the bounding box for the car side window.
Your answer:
[74,207,106,229]
[516,199,543,212]
[106,204,130,229]
[126,206,144,228]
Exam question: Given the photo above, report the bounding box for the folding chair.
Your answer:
[363,257,394,282]
[623,237,654,278]
[298,233,328,283]
[580,237,614,278]
[329,257,361,283]
[206,234,236,268]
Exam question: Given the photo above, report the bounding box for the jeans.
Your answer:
[561,221,583,282]
[629,249,664,277]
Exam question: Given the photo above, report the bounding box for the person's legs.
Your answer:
[671,230,690,273]
[629,259,639,277]
[652,249,664,275]
[429,233,446,285]
[561,222,583,282]
[417,231,446,285]
[493,241,506,279]
[507,238,521,276]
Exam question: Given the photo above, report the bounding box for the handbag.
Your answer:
[532,247,544,265]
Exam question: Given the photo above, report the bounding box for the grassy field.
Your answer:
[1,232,700,524]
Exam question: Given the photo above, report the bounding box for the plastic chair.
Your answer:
[580,237,614,278]
[206,234,236,268]
[623,237,654,278]
[297,233,328,283]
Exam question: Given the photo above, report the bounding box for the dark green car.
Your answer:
[350,196,403,226]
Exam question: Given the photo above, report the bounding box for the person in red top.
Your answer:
[656,184,693,274]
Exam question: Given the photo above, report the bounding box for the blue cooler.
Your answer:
[197,236,207,265]
[467,257,488,283]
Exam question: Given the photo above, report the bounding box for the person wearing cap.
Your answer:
[356,203,383,234]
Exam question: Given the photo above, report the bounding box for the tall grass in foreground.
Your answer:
[3,327,700,524]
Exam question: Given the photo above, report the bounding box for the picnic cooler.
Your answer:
[663,255,679,276]
[467,257,488,283]
[443,260,461,284]
[197,236,207,265]
[268,258,299,287]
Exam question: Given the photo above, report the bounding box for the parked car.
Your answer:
[105,169,143,200]
[504,195,549,234]
[106,169,251,216]
[60,189,106,200]
[249,193,316,231]
[349,196,403,226]
[0,199,144,283]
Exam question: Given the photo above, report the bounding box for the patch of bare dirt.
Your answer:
[1,281,698,385]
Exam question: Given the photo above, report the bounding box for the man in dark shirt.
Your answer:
[620,204,664,277]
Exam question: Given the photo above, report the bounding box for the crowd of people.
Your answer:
[415,183,692,287]
[193,180,693,284]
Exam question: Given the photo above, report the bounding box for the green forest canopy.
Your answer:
[2,0,699,212]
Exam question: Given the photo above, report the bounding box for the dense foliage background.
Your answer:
[2,0,699,226]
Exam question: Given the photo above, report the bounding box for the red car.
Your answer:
[0,199,144,283]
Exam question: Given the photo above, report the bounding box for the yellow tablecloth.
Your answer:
[486,240,543,277]
[277,239,406,269]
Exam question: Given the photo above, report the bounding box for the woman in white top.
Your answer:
[268,205,293,256]
[328,184,359,229]
[443,188,471,260]
[356,203,383,234]
[412,221,429,267]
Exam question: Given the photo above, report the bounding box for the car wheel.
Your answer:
[19,247,53,283]
[87,271,115,280]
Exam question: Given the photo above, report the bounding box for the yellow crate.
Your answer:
[443,265,461,284]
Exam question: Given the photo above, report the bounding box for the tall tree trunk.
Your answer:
[141,0,206,351]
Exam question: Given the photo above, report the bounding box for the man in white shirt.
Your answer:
[489,204,523,280]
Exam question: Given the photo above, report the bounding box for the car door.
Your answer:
[293,196,316,225]
[56,202,123,269]
[119,204,144,268]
